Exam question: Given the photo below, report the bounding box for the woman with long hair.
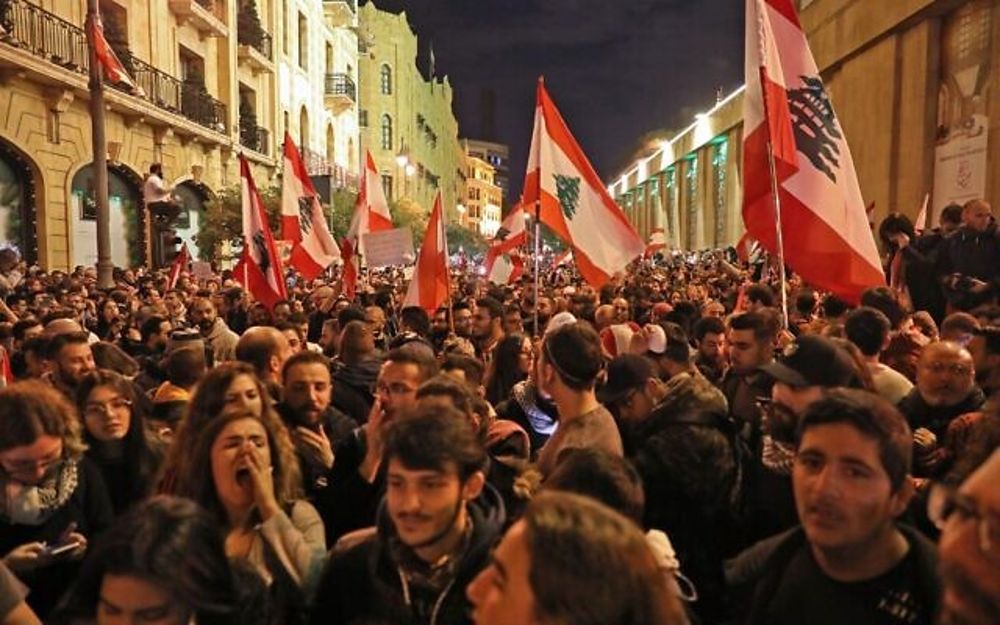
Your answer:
[0,381,114,619]
[158,362,279,493]
[484,333,533,407]
[468,491,686,625]
[75,370,165,515]
[174,409,324,623]
[51,495,266,625]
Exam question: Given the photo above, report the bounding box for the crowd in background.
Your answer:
[0,197,996,625]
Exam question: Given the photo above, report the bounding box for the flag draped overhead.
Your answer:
[281,133,341,280]
[342,151,393,299]
[523,78,644,287]
[403,192,449,311]
[234,154,286,309]
[743,0,884,303]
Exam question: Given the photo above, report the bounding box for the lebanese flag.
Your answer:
[234,154,287,310]
[88,16,144,96]
[0,347,12,388]
[523,78,644,287]
[483,203,528,282]
[487,252,525,285]
[342,150,393,299]
[281,134,341,280]
[553,249,573,268]
[735,231,762,263]
[167,242,190,289]
[914,193,929,233]
[743,0,884,304]
[403,192,449,311]
[644,228,667,258]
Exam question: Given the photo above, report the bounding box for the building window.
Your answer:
[380,114,393,150]
[359,110,368,127]
[325,43,333,75]
[282,0,289,54]
[685,158,699,250]
[712,140,728,247]
[665,167,676,243]
[298,13,308,70]
[380,64,392,95]
[381,173,393,199]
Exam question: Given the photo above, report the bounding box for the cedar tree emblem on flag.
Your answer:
[554,174,581,220]
[253,230,271,274]
[788,75,842,183]
[297,196,314,234]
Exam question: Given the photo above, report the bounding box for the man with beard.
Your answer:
[897,341,985,478]
[44,331,96,399]
[132,315,172,392]
[719,311,778,448]
[967,325,999,397]
[731,390,940,625]
[472,297,504,364]
[430,306,451,351]
[311,406,503,625]
[693,315,727,385]
[189,296,238,364]
[278,352,357,506]
[452,302,473,340]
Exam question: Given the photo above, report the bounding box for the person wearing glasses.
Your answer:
[0,380,114,618]
[75,370,165,515]
[898,341,985,478]
[728,389,941,625]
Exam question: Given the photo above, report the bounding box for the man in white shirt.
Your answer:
[143,163,180,224]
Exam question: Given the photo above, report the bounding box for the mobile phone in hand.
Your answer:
[43,539,80,557]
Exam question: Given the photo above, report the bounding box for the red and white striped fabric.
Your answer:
[403,192,449,311]
[523,78,644,287]
[281,133,341,280]
[484,203,528,284]
[743,0,884,304]
[914,194,929,233]
[553,249,573,268]
[89,16,143,95]
[0,347,13,388]
[644,228,667,258]
[342,151,393,299]
[167,242,190,289]
[234,154,287,310]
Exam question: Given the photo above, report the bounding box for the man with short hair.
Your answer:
[720,311,778,444]
[734,389,940,625]
[452,302,473,339]
[472,297,504,363]
[278,351,357,506]
[693,315,727,385]
[501,304,524,336]
[939,198,999,310]
[845,307,914,404]
[189,296,238,363]
[535,322,623,478]
[162,289,187,328]
[311,406,503,625]
[45,331,96,398]
[276,321,307,354]
[967,325,999,396]
[611,297,631,324]
[235,326,294,394]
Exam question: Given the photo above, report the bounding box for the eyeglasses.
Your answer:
[921,362,972,376]
[928,483,995,553]
[84,398,132,419]
[0,451,65,479]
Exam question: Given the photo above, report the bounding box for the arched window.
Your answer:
[380,64,392,95]
[380,114,393,151]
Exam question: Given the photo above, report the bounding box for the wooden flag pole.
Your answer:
[759,65,790,330]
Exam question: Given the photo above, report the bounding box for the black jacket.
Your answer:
[331,356,383,425]
[897,387,986,439]
[276,402,358,503]
[309,485,506,625]
[937,223,1000,308]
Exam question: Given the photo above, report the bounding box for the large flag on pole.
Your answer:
[644,228,667,258]
[88,16,144,95]
[167,242,190,289]
[403,192,449,311]
[342,150,393,299]
[743,0,884,303]
[234,154,287,309]
[523,78,644,287]
[484,202,528,283]
[281,133,341,280]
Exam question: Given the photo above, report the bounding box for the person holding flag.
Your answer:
[281,133,342,280]
[234,154,287,310]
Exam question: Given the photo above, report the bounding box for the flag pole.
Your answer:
[759,65,790,330]
[533,200,541,338]
[86,0,114,290]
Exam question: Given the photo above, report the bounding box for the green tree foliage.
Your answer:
[445,224,488,256]
[194,183,281,262]
[237,0,265,47]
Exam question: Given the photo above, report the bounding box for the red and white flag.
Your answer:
[234,154,287,310]
[553,249,573,268]
[342,150,393,299]
[644,228,667,258]
[914,193,929,233]
[735,231,762,264]
[523,78,644,287]
[484,203,528,284]
[403,192,449,311]
[0,347,13,388]
[743,0,884,304]
[281,133,341,280]
[167,242,190,289]
[88,15,144,95]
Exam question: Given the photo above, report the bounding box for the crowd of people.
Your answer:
[0,197,996,625]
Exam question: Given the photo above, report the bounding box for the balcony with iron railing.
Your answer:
[236,15,274,74]
[240,124,270,156]
[0,0,228,137]
[168,0,229,38]
[323,72,355,113]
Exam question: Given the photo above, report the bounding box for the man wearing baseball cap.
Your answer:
[747,335,861,542]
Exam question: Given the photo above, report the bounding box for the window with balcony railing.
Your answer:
[237,1,272,60]
[324,73,356,101]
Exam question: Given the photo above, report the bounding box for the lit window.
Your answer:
[380,64,392,95]
[380,114,393,150]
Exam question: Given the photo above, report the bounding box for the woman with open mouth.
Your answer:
[175,406,325,624]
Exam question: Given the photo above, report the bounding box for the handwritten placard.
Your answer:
[362,228,416,268]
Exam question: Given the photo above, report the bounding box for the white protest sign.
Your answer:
[362,228,416,268]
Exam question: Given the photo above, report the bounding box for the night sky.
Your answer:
[369,0,745,197]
